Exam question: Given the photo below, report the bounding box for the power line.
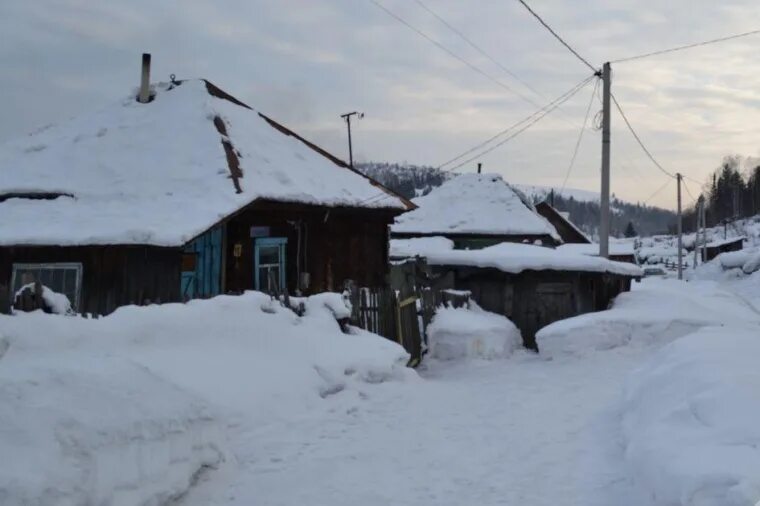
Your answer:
[559,78,598,195]
[412,0,545,103]
[612,28,760,63]
[369,0,537,105]
[682,178,698,203]
[643,178,672,205]
[438,74,596,170]
[611,93,676,179]
[445,75,595,171]
[515,0,598,73]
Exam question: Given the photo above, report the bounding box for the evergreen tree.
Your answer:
[624,221,637,238]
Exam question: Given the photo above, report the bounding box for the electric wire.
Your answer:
[444,75,595,172]
[437,74,596,170]
[515,0,598,73]
[612,28,760,63]
[413,0,545,103]
[369,0,536,105]
[611,93,677,179]
[559,78,598,195]
[642,178,672,205]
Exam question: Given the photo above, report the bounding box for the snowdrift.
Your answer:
[0,292,411,505]
[536,279,760,358]
[427,303,522,360]
[621,326,760,506]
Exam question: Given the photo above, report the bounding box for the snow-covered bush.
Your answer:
[427,303,522,360]
[0,291,413,505]
[620,326,760,506]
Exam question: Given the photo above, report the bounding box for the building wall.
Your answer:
[0,245,182,315]
[224,201,396,295]
[433,266,631,350]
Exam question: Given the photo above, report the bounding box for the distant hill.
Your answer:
[357,162,678,238]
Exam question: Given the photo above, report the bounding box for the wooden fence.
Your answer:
[346,261,471,367]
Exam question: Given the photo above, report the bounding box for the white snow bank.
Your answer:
[13,282,73,315]
[425,241,643,277]
[0,291,412,504]
[427,303,522,360]
[389,236,454,258]
[537,278,760,358]
[621,326,760,506]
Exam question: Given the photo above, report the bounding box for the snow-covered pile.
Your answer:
[392,173,560,241]
[427,303,522,360]
[0,80,408,247]
[621,326,760,506]
[717,247,760,274]
[13,283,73,315]
[557,241,634,258]
[637,244,688,265]
[0,292,412,504]
[389,236,454,258]
[425,241,643,277]
[537,279,760,358]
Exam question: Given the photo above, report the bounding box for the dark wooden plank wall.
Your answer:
[436,266,632,349]
[224,202,395,294]
[0,245,182,315]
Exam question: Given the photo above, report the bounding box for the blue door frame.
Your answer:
[181,226,223,299]
[254,237,287,292]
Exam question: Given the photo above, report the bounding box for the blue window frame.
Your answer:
[254,237,287,292]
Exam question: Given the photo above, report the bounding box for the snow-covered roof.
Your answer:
[391,173,560,241]
[424,242,642,277]
[557,242,634,257]
[389,236,454,258]
[0,80,411,247]
[706,236,745,248]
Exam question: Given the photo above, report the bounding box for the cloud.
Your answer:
[2,0,760,209]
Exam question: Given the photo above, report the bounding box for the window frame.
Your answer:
[10,262,84,311]
[254,237,287,292]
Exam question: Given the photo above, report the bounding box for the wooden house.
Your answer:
[0,61,413,315]
[411,242,642,349]
[391,173,561,249]
[704,237,745,261]
[534,201,591,244]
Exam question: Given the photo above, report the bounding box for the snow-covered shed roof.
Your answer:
[423,241,642,277]
[391,173,560,241]
[557,242,635,257]
[0,79,412,247]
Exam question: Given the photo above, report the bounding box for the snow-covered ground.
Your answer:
[3,271,760,505]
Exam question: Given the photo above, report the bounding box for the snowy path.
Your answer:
[181,348,649,506]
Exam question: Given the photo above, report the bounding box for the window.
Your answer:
[254,238,287,293]
[11,262,83,311]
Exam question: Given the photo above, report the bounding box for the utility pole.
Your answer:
[676,173,683,280]
[701,203,707,263]
[693,197,702,268]
[477,162,482,174]
[340,111,363,169]
[599,62,612,259]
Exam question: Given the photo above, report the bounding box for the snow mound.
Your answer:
[427,303,522,360]
[621,326,760,506]
[536,279,760,358]
[13,282,73,315]
[0,291,412,504]
[389,236,454,258]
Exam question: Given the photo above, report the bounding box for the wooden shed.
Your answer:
[704,237,744,261]
[398,241,641,350]
[0,75,413,315]
[391,173,561,248]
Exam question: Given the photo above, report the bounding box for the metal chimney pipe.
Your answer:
[138,53,151,103]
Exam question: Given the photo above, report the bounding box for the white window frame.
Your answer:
[11,262,84,310]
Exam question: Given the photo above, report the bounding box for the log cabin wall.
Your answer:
[223,201,396,295]
[0,245,182,316]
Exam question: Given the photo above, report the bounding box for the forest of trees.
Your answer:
[683,156,760,232]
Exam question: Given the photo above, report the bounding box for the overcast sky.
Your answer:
[2,0,760,209]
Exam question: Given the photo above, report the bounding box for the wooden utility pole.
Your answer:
[340,111,363,169]
[693,197,702,268]
[599,62,612,258]
[677,173,683,280]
